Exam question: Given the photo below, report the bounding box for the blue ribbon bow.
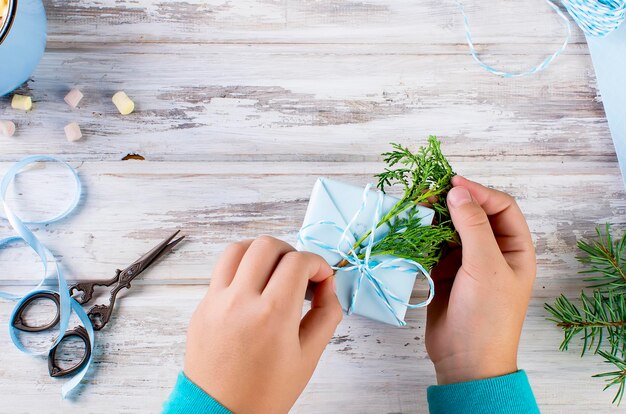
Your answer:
[299,184,435,326]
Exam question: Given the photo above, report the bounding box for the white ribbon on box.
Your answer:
[297,178,436,326]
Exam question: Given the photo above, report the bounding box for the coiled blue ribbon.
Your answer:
[0,156,94,398]
[298,184,434,326]
[458,0,625,77]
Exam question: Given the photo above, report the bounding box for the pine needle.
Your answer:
[545,291,626,356]
[579,223,626,291]
[545,224,626,405]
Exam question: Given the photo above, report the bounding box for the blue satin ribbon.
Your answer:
[457,0,625,77]
[0,155,94,398]
[298,184,435,326]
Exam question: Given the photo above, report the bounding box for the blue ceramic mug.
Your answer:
[0,0,47,96]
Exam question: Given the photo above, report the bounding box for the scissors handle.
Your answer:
[48,325,91,378]
[12,292,61,332]
[70,273,120,305]
[11,293,91,378]
[85,288,120,331]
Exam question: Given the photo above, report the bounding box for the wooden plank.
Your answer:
[0,160,622,288]
[0,44,612,162]
[43,0,587,45]
[0,286,622,412]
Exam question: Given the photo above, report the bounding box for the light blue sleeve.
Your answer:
[162,372,232,414]
[427,370,540,414]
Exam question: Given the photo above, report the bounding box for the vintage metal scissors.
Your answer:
[10,230,185,378]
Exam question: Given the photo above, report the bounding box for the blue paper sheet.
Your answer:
[586,23,626,185]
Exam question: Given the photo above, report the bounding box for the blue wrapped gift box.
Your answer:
[297,178,435,326]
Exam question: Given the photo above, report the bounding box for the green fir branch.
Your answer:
[545,290,626,357]
[578,223,626,291]
[594,350,626,405]
[545,224,626,405]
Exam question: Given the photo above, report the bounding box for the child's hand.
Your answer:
[426,176,536,384]
[184,236,342,414]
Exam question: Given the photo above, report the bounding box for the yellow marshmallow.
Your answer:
[112,91,134,115]
[11,94,32,111]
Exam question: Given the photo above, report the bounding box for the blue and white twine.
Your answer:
[457,0,626,77]
[562,0,626,36]
[298,184,434,326]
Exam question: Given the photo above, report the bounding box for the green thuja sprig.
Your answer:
[368,210,457,270]
[376,135,455,228]
[339,136,458,271]
[545,224,626,405]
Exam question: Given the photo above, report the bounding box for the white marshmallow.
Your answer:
[64,88,84,108]
[0,120,15,137]
[64,122,83,142]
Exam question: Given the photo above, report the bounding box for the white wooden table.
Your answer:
[0,0,625,412]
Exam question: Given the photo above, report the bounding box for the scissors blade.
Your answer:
[119,230,185,281]
[150,235,185,265]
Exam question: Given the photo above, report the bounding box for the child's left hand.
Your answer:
[184,236,343,414]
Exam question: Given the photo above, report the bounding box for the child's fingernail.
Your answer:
[331,276,337,294]
[448,187,472,207]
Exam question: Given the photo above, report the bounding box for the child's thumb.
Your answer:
[299,276,343,363]
[447,186,503,272]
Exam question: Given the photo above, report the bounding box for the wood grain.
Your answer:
[0,0,624,412]
[0,43,612,162]
[0,160,623,290]
[0,289,623,413]
[43,0,586,45]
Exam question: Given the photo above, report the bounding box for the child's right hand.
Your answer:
[183,236,342,414]
[426,176,536,385]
